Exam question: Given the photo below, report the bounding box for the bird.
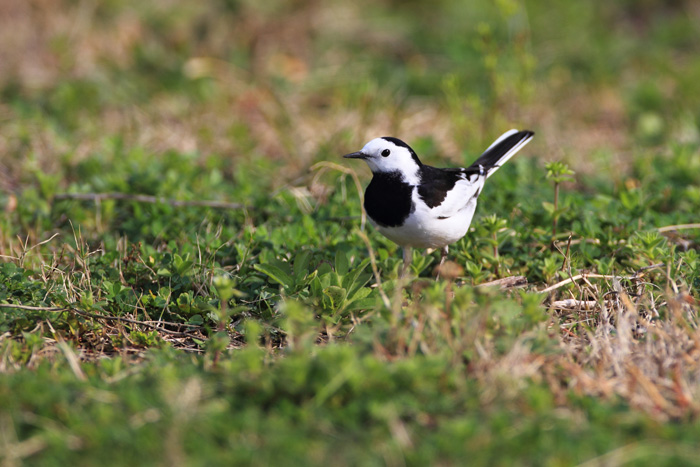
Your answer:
[343,129,534,277]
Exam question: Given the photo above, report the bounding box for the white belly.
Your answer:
[372,197,478,249]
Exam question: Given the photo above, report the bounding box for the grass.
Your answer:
[2,0,700,464]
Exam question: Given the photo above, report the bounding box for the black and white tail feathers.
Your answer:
[467,129,534,178]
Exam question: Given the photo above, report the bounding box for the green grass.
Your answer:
[2,0,700,464]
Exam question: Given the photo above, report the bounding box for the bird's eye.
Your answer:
[381,149,390,157]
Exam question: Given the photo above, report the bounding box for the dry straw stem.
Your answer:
[550,299,602,310]
[0,415,51,465]
[540,263,663,294]
[657,223,700,233]
[0,303,204,338]
[578,441,700,467]
[311,161,367,231]
[541,273,617,294]
[475,275,528,289]
[45,319,86,381]
[354,229,391,310]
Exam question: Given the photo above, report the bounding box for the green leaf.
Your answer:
[542,201,555,215]
[335,250,349,276]
[318,262,332,277]
[254,263,294,290]
[188,314,203,325]
[341,258,370,291]
[177,292,192,313]
[80,292,94,308]
[173,253,194,275]
[323,286,347,310]
[344,295,378,311]
[212,276,240,303]
[293,250,313,286]
[545,161,575,183]
[310,275,322,299]
[346,285,371,303]
[112,282,124,296]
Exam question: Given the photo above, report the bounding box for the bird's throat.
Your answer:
[364,171,415,228]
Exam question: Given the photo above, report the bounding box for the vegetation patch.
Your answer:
[2,0,700,464]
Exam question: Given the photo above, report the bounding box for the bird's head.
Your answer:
[343,137,422,184]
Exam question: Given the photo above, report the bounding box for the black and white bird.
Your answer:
[343,129,534,276]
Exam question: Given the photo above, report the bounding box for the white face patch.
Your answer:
[359,138,421,185]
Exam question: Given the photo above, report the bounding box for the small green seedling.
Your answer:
[544,161,575,238]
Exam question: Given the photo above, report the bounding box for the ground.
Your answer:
[1,0,700,465]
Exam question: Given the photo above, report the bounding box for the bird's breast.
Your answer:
[363,172,415,228]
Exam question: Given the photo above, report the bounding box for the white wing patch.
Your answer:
[420,172,484,220]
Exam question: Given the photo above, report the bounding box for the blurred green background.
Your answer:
[2,0,699,186]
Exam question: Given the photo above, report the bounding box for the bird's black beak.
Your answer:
[343,151,367,159]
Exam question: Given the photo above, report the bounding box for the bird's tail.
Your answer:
[467,129,534,178]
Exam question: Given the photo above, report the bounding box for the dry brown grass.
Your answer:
[544,270,700,420]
